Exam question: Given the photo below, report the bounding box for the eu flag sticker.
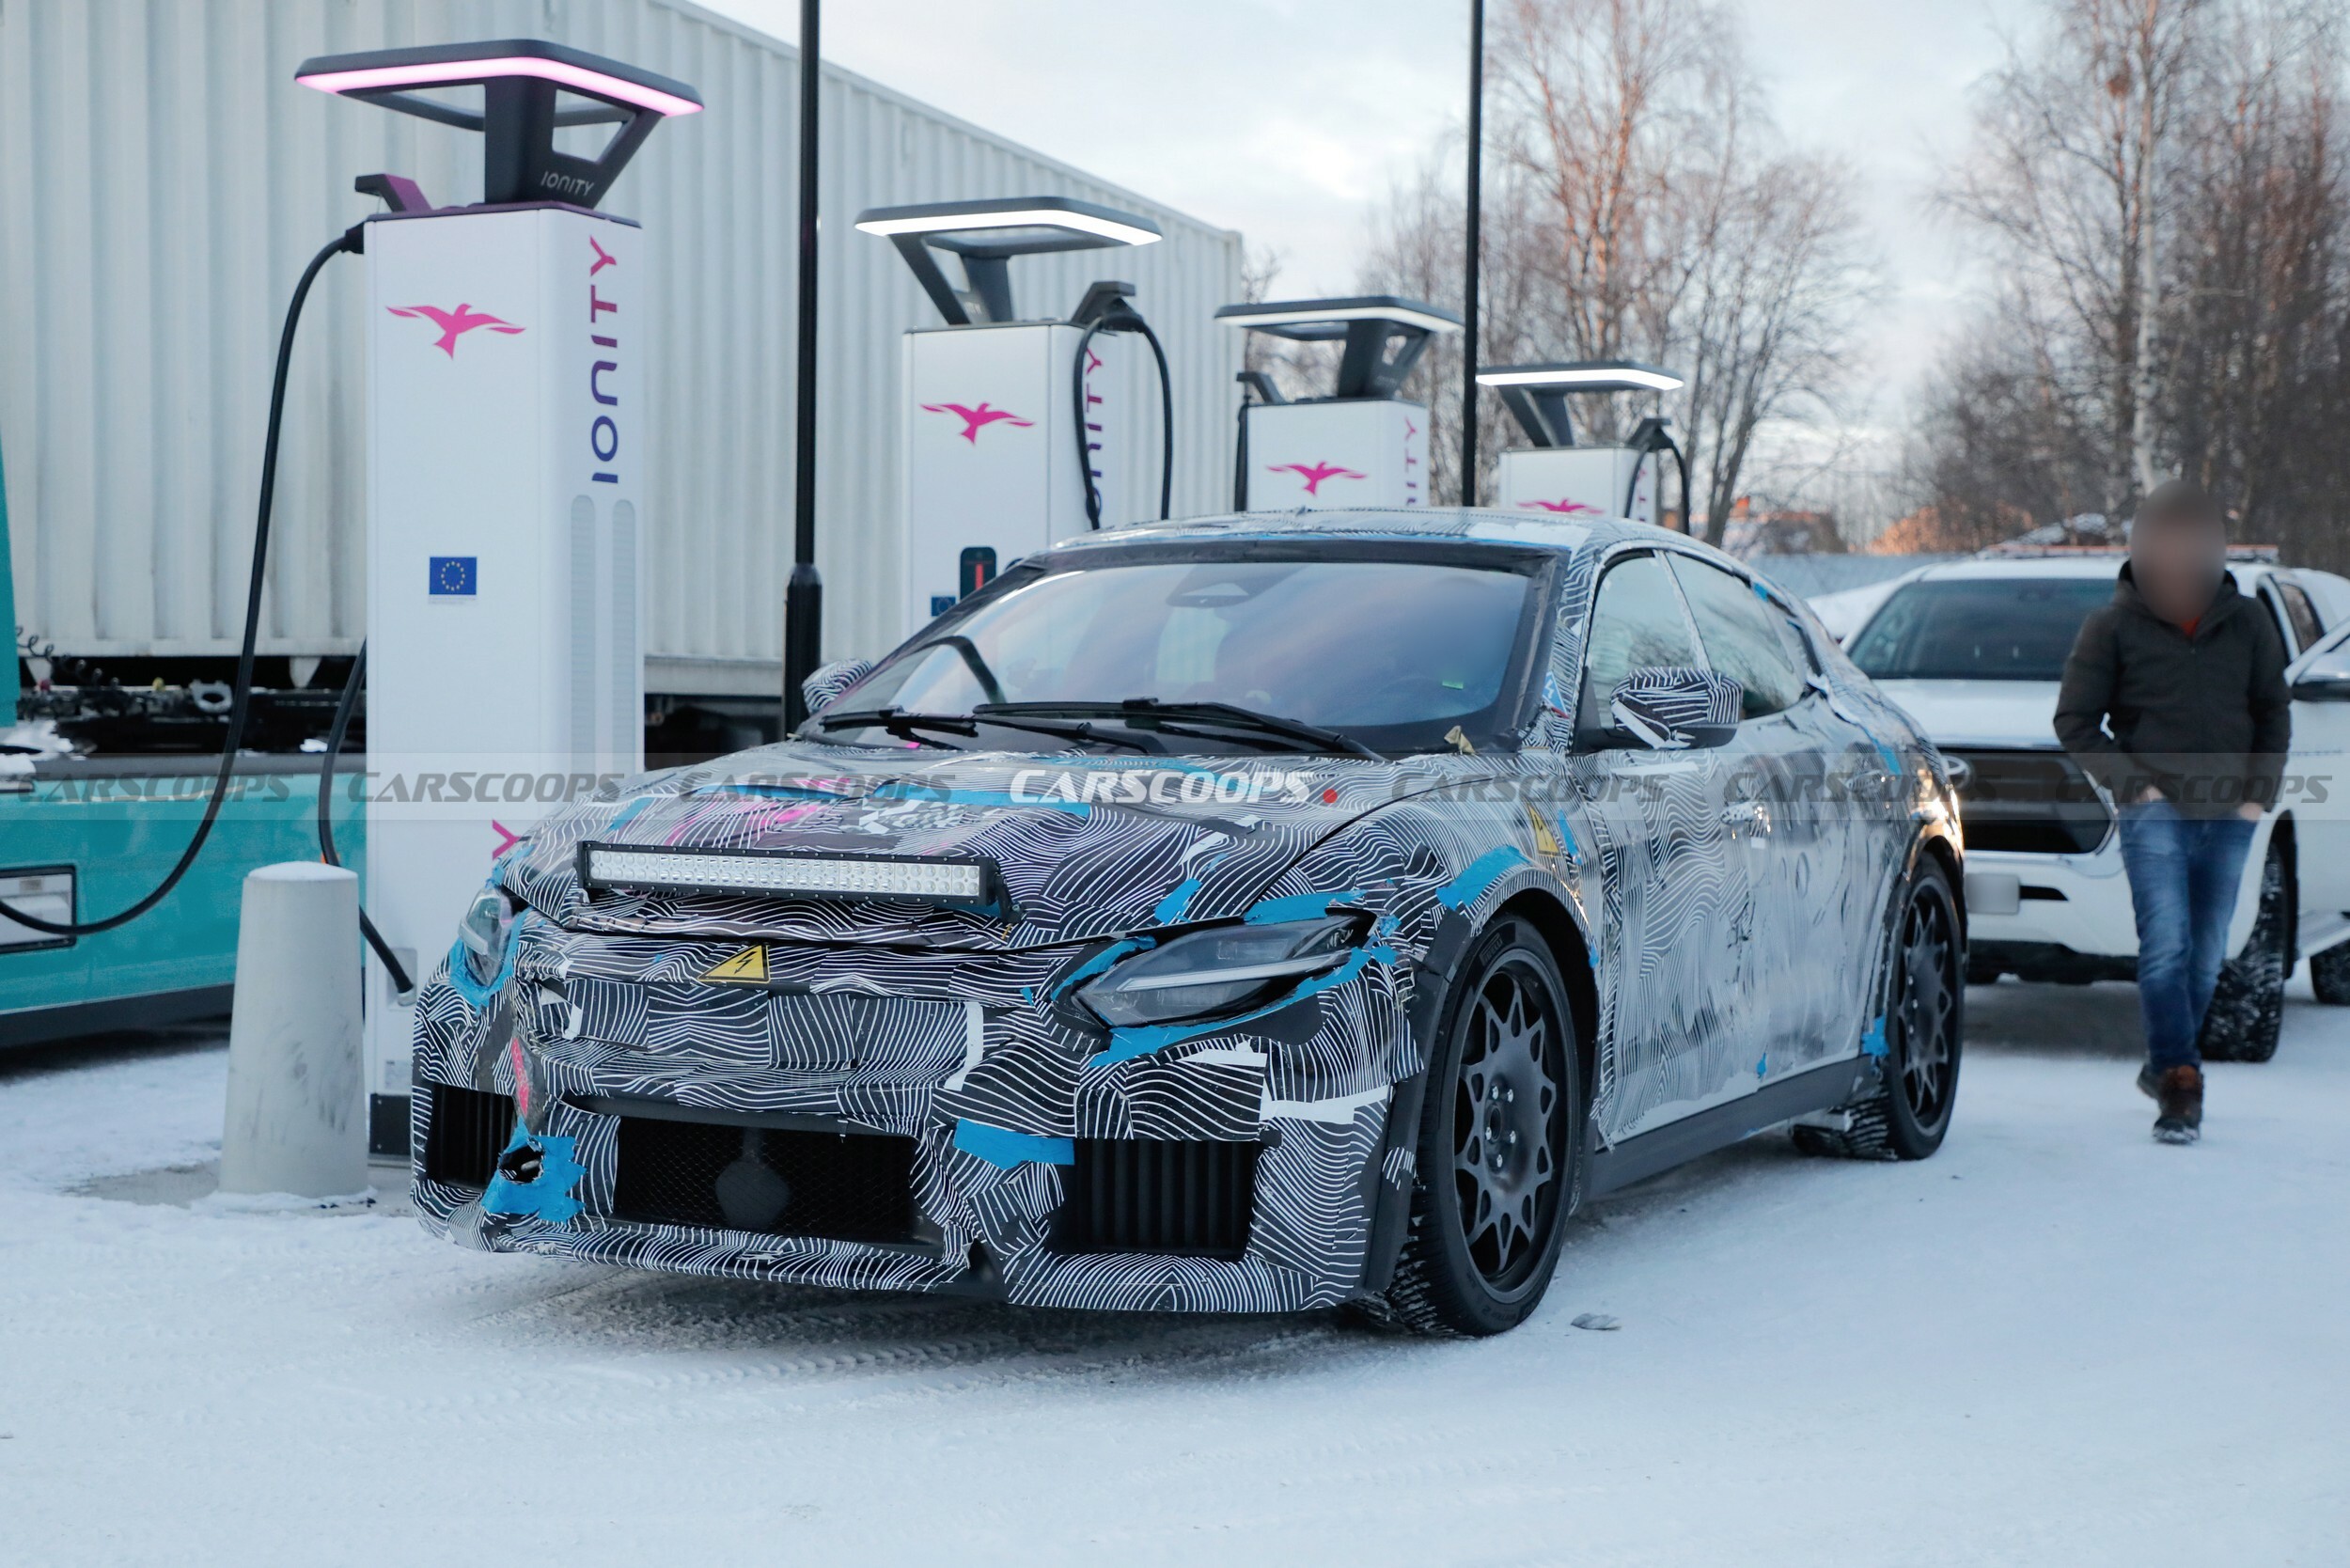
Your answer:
[428,557,478,597]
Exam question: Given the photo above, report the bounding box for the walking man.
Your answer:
[2055,481,2290,1144]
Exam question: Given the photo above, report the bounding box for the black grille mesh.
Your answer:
[611,1115,918,1243]
[1950,748,2113,855]
[422,1084,516,1189]
[1054,1138,1259,1258]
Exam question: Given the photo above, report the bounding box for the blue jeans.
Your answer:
[2117,800,2258,1072]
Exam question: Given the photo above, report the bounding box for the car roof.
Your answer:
[1904,553,2286,584]
[1048,507,1669,559]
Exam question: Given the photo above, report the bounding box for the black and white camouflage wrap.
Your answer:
[409,510,1957,1313]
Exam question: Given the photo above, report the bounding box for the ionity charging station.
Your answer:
[297,40,701,1146]
[1475,360,1688,525]
[857,197,1170,639]
[1214,297,1461,511]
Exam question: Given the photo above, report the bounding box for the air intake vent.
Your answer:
[422,1084,517,1188]
[1054,1138,1259,1258]
[611,1114,918,1243]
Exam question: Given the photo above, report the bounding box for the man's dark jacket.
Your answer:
[2054,565,2292,816]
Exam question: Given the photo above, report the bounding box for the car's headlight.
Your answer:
[1080,916,1362,1028]
[459,886,518,986]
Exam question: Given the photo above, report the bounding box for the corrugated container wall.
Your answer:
[0,0,1244,695]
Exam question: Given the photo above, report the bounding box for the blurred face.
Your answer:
[2131,516,2225,623]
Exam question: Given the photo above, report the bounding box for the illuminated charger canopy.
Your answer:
[856,196,1162,325]
[1215,296,1461,400]
[296,39,702,212]
[1476,360,1684,447]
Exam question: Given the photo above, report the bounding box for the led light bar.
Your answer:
[579,842,1005,910]
[1476,361,1685,393]
[854,197,1162,248]
[1214,296,1464,337]
[296,42,703,118]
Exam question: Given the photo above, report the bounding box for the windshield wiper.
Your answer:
[814,708,973,748]
[816,706,1155,754]
[972,698,1384,760]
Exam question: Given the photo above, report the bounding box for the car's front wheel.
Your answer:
[1384,917,1581,1337]
[1794,855,1963,1162]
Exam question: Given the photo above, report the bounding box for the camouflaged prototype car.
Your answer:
[412,510,1965,1336]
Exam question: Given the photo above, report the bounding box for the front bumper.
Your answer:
[409,922,1416,1313]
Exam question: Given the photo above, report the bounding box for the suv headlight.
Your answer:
[459,886,518,987]
[1080,916,1362,1028]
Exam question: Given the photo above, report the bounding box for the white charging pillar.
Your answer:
[857,197,1166,642]
[360,205,645,1121]
[901,322,1121,631]
[1217,297,1460,512]
[1478,360,1685,526]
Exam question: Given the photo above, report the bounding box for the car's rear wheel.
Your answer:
[1384,917,1581,1337]
[1794,855,1963,1162]
[2200,837,2288,1062]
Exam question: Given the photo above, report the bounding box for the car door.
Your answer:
[1667,553,1885,1083]
[1568,549,1762,1140]
[2286,632,2350,955]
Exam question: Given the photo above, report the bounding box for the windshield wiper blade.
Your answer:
[974,698,1384,760]
[817,706,1154,754]
[813,708,974,748]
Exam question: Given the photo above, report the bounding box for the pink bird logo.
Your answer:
[489,820,522,858]
[922,401,1035,444]
[387,303,526,358]
[1518,498,1602,514]
[1268,461,1367,496]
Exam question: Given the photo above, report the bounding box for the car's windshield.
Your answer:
[1848,576,2115,682]
[831,552,1540,753]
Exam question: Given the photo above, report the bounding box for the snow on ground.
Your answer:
[4,982,2347,1567]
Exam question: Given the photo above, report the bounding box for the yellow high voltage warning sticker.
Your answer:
[1527,803,1562,859]
[701,946,768,984]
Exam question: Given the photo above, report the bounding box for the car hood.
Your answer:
[1872,680,2063,750]
[499,740,1465,952]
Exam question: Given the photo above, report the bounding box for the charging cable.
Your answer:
[1071,291,1175,529]
[0,225,364,936]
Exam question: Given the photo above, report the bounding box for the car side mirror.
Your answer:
[1601,666,1741,750]
[2291,670,2350,703]
[801,658,875,718]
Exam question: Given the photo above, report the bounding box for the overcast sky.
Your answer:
[704,0,2032,453]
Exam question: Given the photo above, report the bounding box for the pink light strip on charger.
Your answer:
[297,56,701,118]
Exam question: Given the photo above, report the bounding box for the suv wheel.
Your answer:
[2200,836,2288,1062]
[2311,941,2350,1006]
[1384,917,1581,1338]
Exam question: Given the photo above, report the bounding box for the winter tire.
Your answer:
[2200,836,2288,1063]
[1793,855,1963,1162]
[2311,941,2350,1006]
[1384,917,1582,1337]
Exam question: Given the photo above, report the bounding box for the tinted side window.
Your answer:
[1578,553,1703,728]
[2277,581,2323,652]
[1668,556,1808,718]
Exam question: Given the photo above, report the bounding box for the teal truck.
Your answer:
[2,438,366,1048]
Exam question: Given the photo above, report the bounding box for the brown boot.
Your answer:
[2153,1064,2203,1145]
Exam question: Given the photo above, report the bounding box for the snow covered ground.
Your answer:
[4,980,2346,1567]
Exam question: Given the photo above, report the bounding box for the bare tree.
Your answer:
[1919,0,2350,563]
[1357,0,1872,540]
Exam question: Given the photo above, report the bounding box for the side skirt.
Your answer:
[1586,1057,1875,1199]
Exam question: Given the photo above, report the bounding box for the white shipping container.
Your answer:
[0,0,1244,696]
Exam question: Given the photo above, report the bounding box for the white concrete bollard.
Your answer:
[219,862,367,1199]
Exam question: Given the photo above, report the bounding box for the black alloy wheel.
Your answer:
[1386,917,1582,1336]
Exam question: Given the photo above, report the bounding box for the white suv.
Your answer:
[1841,551,2350,1061]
